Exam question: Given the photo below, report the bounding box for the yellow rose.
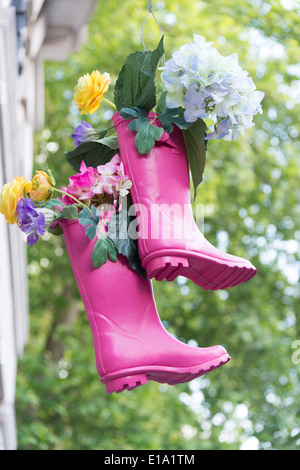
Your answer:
[74,70,111,115]
[0,177,32,224]
[30,171,55,202]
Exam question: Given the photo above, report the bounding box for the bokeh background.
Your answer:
[16,0,300,450]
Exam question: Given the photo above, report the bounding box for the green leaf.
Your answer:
[120,107,150,132]
[78,205,100,240]
[107,211,147,279]
[128,116,150,132]
[78,218,94,227]
[47,223,63,236]
[62,205,79,221]
[182,119,207,199]
[65,142,117,172]
[85,224,98,240]
[46,169,56,187]
[158,107,192,135]
[155,90,167,114]
[92,234,118,268]
[44,199,65,208]
[78,206,94,221]
[135,123,164,155]
[96,135,119,149]
[95,129,109,140]
[114,36,165,111]
[43,199,65,210]
[91,205,99,220]
[119,108,141,119]
[78,205,99,229]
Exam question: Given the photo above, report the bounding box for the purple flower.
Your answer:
[16,198,45,246]
[205,118,231,141]
[215,118,231,139]
[183,83,208,123]
[72,121,98,148]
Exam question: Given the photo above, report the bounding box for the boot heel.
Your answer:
[104,374,147,394]
[145,255,189,281]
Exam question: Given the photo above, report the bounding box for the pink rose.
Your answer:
[61,156,132,206]
[64,161,97,202]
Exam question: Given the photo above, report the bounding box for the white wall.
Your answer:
[0,0,98,450]
[0,4,30,450]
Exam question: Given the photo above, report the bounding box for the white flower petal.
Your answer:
[161,35,264,141]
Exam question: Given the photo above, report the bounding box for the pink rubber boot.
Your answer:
[113,112,257,291]
[62,219,230,394]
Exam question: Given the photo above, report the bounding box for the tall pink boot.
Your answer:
[113,112,257,291]
[62,219,230,394]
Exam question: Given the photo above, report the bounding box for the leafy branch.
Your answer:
[78,206,118,268]
[107,210,147,279]
[114,36,165,111]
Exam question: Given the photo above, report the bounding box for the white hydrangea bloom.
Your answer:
[160,35,264,141]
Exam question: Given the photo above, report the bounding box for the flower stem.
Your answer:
[149,113,158,125]
[103,98,117,110]
[53,189,93,214]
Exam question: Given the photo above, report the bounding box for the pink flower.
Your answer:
[97,156,120,183]
[61,155,132,207]
[63,161,97,203]
[60,187,75,206]
[113,157,132,197]
[115,176,132,197]
[94,155,125,198]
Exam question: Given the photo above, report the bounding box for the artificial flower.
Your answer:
[74,70,111,115]
[0,176,32,224]
[115,177,132,197]
[30,170,55,203]
[61,155,132,205]
[16,198,47,246]
[114,156,132,197]
[161,34,264,141]
[61,161,97,204]
[72,121,99,148]
[182,83,207,123]
[95,156,121,196]
[94,155,132,199]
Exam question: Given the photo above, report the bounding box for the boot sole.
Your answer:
[101,353,230,394]
[142,250,257,290]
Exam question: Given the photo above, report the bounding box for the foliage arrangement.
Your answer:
[0,32,263,272]
[67,34,264,196]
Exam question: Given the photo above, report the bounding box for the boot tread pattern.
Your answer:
[104,355,230,394]
[145,254,257,290]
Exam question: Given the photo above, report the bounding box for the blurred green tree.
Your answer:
[16,0,300,450]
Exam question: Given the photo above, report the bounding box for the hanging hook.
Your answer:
[141,0,163,57]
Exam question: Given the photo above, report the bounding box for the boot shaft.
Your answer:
[113,112,191,206]
[62,221,230,391]
[113,112,257,290]
[62,220,164,375]
[62,220,158,333]
[113,112,200,256]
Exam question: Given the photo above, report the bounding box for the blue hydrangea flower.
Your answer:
[160,35,264,141]
[72,121,98,148]
[206,118,231,140]
[16,198,46,246]
[183,83,207,123]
